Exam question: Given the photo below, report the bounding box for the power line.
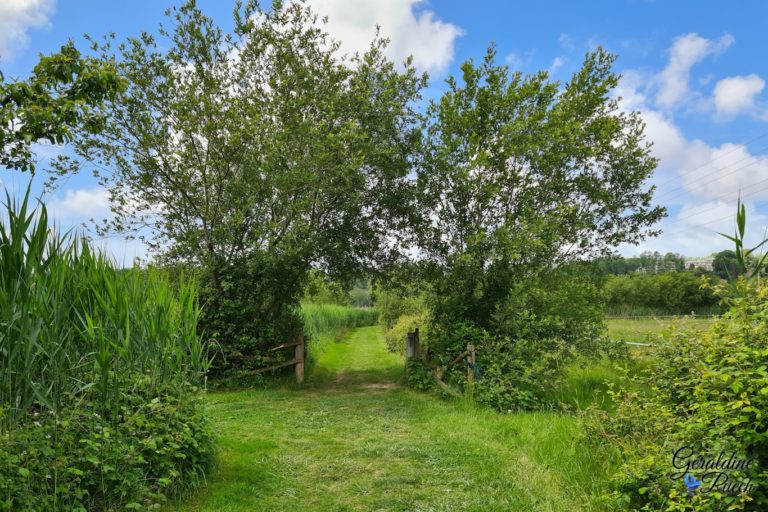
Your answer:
[654,152,768,204]
[655,181,768,240]
[652,131,768,191]
[663,178,768,226]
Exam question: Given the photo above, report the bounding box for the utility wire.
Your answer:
[653,152,768,204]
[651,130,768,191]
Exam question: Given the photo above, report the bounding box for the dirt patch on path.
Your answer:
[361,383,398,390]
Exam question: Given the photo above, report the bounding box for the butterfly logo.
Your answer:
[684,473,702,496]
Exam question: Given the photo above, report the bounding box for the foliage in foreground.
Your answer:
[1,42,123,174]
[588,278,768,511]
[0,192,212,510]
[589,202,768,511]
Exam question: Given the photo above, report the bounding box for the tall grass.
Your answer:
[300,303,379,340]
[300,303,379,363]
[0,189,208,431]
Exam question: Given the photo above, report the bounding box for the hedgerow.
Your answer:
[587,278,768,510]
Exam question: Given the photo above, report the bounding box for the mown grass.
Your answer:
[301,302,381,372]
[167,327,616,511]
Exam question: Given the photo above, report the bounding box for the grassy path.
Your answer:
[169,327,609,511]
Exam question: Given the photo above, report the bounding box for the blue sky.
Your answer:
[2,0,768,263]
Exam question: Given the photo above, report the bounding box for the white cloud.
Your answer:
[713,74,765,116]
[549,56,565,73]
[627,100,768,204]
[0,0,54,62]
[656,33,733,109]
[48,187,110,220]
[613,40,768,256]
[623,201,768,257]
[306,0,463,74]
[558,33,574,51]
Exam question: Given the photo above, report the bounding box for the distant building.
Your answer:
[686,257,714,272]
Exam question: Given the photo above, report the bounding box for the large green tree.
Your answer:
[1,42,123,173]
[415,47,665,408]
[52,0,425,377]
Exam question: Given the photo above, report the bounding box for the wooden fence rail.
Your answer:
[253,334,305,383]
[405,328,475,397]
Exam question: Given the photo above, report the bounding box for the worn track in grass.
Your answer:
[166,326,610,511]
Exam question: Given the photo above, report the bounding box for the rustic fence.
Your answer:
[405,328,476,397]
[253,334,305,383]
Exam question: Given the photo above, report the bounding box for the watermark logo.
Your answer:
[670,446,757,497]
[684,473,702,496]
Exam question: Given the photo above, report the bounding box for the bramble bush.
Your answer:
[587,278,768,511]
[0,380,212,511]
[588,202,768,510]
[428,262,607,410]
[0,191,212,510]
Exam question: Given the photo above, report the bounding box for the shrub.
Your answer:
[374,285,427,331]
[405,359,436,391]
[0,381,212,511]
[384,313,430,354]
[198,252,306,381]
[0,191,212,510]
[604,272,720,316]
[428,262,606,410]
[588,278,768,510]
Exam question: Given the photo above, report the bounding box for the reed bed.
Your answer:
[301,302,379,341]
[0,190,212,509]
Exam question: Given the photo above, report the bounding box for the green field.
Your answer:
[606,316,715,343]
[167,327,613,511]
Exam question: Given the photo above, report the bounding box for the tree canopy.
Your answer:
[1,42,123,173]
[414,47,664,328]
[50,0,426,378]
[53,1,424,278]
[41,1,665,385]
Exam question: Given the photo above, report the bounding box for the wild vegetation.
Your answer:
[604,271,721,316]
[2,0,766,510]
[0,193,212,510]
[588,205,768,511]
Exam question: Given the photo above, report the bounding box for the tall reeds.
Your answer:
[300,302,379,342]
[0,188,208,432]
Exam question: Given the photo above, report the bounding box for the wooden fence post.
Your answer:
[294,335,305,384]
[466,343,476,398]
[405,329,421,359]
